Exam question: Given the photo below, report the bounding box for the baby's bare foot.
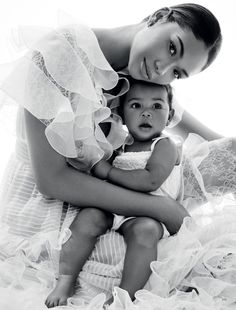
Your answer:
[45,275,76,308]
[103,296,114,309]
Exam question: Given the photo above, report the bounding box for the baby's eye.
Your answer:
[131,102,141,109]
[153,103,162,109]
[169,41,177,57]
[173,69,181,79]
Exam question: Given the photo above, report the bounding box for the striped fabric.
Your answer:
[0,107,126,300]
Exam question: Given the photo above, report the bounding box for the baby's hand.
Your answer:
[92,160,112,180]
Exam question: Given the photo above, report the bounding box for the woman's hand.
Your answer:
[92,160,112,180]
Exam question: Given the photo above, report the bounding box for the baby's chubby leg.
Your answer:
[45,208,113,308]
[107,217,163,304]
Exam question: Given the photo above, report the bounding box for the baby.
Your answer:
[46,78,185,307]
[93,78,184,304]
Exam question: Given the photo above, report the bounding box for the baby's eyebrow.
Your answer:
[128,97,142,102]
[127,97,165,102]
[152,98,165,102]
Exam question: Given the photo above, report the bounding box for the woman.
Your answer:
[1,3,233,310]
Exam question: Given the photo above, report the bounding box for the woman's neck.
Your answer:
[93,23,144,71]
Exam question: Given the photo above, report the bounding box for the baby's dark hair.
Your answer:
[118,77,173,120]
[143,3,222,71]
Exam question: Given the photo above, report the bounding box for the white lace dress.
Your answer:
[112,136,184,231]
[0,24,236,310]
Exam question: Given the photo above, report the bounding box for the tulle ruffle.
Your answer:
[1,205,236,309]
[0,24,128,171]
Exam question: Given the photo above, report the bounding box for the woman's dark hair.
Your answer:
[118,76,173,121]
[143,3,222,71]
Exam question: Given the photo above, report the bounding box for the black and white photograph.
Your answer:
[0,1,235,309]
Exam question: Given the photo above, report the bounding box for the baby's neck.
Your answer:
[125,140,153,152]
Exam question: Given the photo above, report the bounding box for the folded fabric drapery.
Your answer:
[0,24,129,172]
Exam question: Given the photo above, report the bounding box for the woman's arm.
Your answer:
[25,109,189,234]
[99,138,178,192]
[166,110,223,141]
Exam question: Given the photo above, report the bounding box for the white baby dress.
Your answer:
[112,136,184,231]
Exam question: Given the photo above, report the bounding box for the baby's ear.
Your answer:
[166,108,175,126]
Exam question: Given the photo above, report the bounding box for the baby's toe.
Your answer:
[45,296,59,308]
[58,297,68,306]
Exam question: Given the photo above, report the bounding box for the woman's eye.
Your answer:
[153,103,162,109]
[131,103,141,108]
[169,41,177,56]
[173,69,181,79]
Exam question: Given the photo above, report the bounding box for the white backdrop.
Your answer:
[0,0,235,178]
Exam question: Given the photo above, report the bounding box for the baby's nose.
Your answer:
[142,110,152,118]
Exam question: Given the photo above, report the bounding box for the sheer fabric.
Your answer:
[0,24,128,172]
[183,134,236,212]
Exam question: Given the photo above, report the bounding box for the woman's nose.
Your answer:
[155,60,172,76]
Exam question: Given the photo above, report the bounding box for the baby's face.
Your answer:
[123,83,170,141]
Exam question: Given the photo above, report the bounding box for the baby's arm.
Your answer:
[25,110,188,234]
[94,138,178,192]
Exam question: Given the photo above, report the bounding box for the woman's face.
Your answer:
[128,21,208,85]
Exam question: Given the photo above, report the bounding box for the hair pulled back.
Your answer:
[143,3,222,70]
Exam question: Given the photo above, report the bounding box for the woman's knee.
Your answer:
[72,208,113,237]
[123,218,163,247]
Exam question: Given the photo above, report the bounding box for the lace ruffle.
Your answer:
[183,134,236,211]
[0,24,128,171]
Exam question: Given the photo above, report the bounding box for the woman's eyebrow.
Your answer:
[176,36,189,77]
[182,69,189,78]
[177,36,184,58]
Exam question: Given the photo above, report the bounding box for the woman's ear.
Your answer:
[166,108,175,126]
[147,8,173,27]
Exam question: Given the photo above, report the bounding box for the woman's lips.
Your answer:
[141,58,151,80]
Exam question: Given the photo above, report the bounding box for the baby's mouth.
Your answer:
[139,123,152,129]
